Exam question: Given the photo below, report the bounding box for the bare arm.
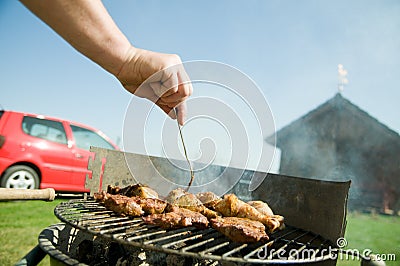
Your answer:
[20,0,192,124]
[20,0,130,76]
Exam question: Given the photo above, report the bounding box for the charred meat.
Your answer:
[142,205,209,229]
[136,197,168,214]
[210,217,269,243]
[94,191,167,215]
[103,193,144,217]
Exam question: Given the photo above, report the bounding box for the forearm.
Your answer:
[20,0,133,76]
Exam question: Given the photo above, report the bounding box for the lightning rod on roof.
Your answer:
[337,64,348,93]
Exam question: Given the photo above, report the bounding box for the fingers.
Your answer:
[152,67,192,119]
[176,102,187,125]
[155,101,187,126]
[162,83,192,105]
[149,70,178,98]
[122,49,192,124]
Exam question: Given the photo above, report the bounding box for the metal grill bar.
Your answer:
[243,240,274,260]
[222,244,248,258]
[288,234,320,260]
[54,199,336,264]
[161,230,210,248]
[144,228,193,245]
[199,241,230,255]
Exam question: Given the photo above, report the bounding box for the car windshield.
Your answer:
[71,125,115,151]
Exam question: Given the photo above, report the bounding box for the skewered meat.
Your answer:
[165,189,219,219]
[247,200,274,217]
[210,217,269,243]
[214,194,283,232]
[196,191,221,209]
[107,184,158,199]
[142,205,209,229]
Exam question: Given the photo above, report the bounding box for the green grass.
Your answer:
[0,199,62,266]
[1,200,399,266]
[336,212,400,266]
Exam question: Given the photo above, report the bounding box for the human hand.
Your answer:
[116,47,192,125]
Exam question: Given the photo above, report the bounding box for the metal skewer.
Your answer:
[174,108,194,191]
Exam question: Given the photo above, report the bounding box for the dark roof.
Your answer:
[267,93,400,147]
[266,93,400,210]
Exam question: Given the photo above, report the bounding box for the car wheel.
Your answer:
[0,165,40,189]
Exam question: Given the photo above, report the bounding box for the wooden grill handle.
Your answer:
[0,188,56,201]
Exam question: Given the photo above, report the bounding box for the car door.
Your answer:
[21,116,74,190]
[69,124,116,191]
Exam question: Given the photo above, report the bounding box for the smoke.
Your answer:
[274,94,397,210]
[337,64,349,92]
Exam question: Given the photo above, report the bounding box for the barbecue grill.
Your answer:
[49,199,335,265]
[18,147,353,265]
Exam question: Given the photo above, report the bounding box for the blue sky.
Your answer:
[1,1,399,170]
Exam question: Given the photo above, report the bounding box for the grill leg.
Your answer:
[15,245,46,266]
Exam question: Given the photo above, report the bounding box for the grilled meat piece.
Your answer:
[172,192,219,216]
[103,194,144,217]
[173,191,203,207]
[136,197,168,214]
[142,205,209,229]
[107,184,158,199]
[95,191,166,215]
[247,200,274,217]
[164,188,187,203]
[93,190,108,202]
[247,200,285,230]
[95,185,284,239]
[214,194,282,232]
[196,191,221,209]
[166,189,219,219]
[210,217,269,243]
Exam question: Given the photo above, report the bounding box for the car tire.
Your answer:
[0,165,40,189]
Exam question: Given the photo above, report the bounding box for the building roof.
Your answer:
[267,93,400,147]
[266,93,400,210]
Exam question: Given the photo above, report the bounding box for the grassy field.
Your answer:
[336,212,399,266]
[0,200,399,266]
[0,199,62,266]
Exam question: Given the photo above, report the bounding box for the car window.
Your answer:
[70,125,115,151]
[22,116,68,145]
[0,110,4,120]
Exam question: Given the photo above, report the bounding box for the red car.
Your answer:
[0,110,119,192]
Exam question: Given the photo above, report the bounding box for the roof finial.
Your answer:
[337,64,348,93]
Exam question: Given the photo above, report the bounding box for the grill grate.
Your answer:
[54,199,336,264]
